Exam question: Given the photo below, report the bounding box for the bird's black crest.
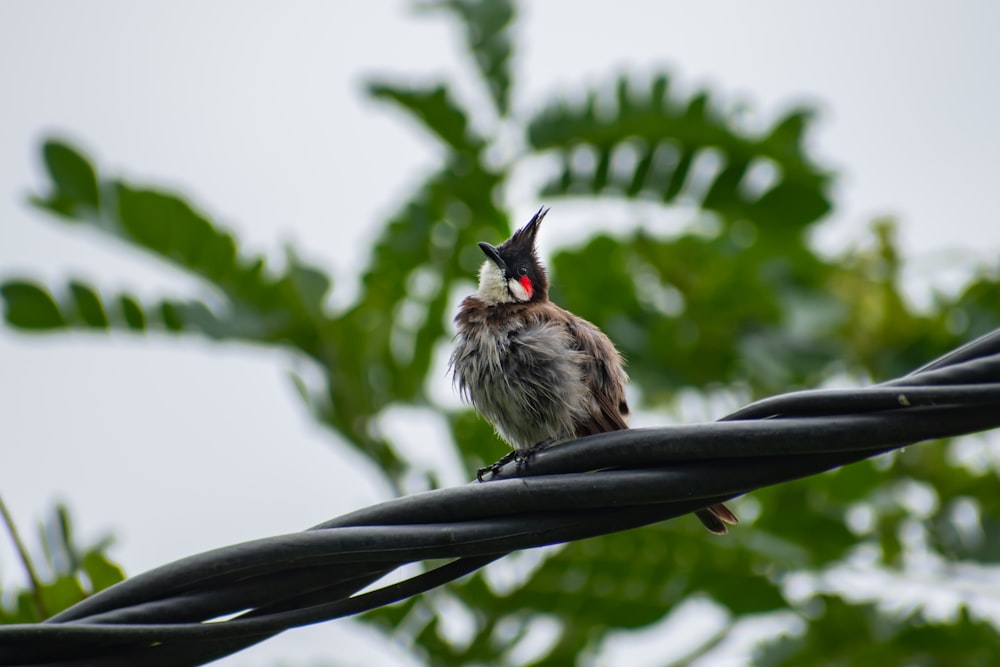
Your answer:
[499,206,548,258]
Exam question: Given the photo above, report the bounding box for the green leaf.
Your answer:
[0,277,250,340]
[26,141,353,353]
[29,145,296,330]
[0,504,126,622]
[37,140,100,217]
[38,576,88,618]
[279,247,332,320]
[751,180,832,232]
[160,301,184,332]
[1,590,45,624]
[528,74,832,234]
[113,183,241,282]
[118,294,147,330]
[755,596,1000,667]
[368,82,485,155]
[81,551,126,592]
[422,0,516,114]
[68,281,109,329]
[548,230,843,399]
[1,281,66,330]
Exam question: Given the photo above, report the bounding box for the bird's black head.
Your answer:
[475,207,549,304]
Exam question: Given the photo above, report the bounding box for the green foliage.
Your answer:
[1,282,65,329]
[368,83,487,153]
[0,504,124,623]
[529,75,831,237]
[549,228,845,398]
[756,597,1000,667]
[4,0,1000,665]
[13,135,510,478]
[420,0,515,115]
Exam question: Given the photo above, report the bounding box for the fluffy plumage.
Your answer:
[449,208,737,534]
[451,299,629,450]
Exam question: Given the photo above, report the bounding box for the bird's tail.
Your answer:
[695,503,739,535]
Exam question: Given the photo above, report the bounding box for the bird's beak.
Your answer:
[478,242,507,271]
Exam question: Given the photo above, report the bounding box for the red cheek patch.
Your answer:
[519,275,534,298]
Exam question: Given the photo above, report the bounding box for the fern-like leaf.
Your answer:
[368,82,485,155]
[528,74,833,233]
[420,0,515,115]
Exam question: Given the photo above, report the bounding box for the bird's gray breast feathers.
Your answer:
[450,318,590,449]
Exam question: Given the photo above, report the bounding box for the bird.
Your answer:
[449,207,738,534]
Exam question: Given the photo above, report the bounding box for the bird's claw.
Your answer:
[476,438,557,481]
[476,450,517,482]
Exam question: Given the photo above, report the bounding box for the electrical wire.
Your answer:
[2,327,1000,666]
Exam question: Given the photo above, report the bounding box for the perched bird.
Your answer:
[449,207,738,534]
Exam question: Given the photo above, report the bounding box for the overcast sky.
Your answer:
[2,2,999,665]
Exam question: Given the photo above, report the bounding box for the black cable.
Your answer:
[1,328,999,666]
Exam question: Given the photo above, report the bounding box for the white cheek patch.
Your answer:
[507,277,530,302]
[476,261,514,303]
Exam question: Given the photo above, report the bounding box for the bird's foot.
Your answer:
[476,450,517,482]
[476,438,557,481]
[514,437,556,470]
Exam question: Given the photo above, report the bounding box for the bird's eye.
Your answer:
[517,266,528,276]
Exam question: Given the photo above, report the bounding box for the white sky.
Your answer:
[1,2,999,665]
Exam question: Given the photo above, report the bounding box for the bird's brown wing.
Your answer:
[558,309,739,535]
[561,314,630,435]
